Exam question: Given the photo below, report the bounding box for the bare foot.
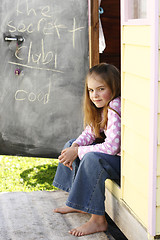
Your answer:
[69,215,108,237]
[53,206,86,214]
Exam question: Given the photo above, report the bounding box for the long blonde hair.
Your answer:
[83,63,121,138]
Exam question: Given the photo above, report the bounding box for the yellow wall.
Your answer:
[106,25,151,228]
[106,9,160,239]
[157,149,160,233]
[121,23,160,234]
[157,64,160,234]
[106,23,160,235]
[156,10,160,235]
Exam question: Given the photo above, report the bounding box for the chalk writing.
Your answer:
[8,61,63,73]
[17,0,37,16]
[16,0,53,17]
[11,39,61,72]
[15,79,51,104]
[7,19,66,36]
[68,18,85,48]
[7,12,85,72]
[6,0,86,104]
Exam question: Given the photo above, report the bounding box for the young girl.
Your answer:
[53,63,121,237]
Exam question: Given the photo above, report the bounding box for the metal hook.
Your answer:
[4,34,24,44]
[99,7,104,17]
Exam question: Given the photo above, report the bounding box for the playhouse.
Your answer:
[89,0,160,239]
[0,0,159,239]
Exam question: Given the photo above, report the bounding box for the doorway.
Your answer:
[100,0,121,70]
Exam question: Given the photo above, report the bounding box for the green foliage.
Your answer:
[0,155,59,192]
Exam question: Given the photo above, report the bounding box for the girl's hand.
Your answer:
[71,142,79,148]
[58,146,78,170]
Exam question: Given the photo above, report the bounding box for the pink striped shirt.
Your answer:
[74,97,121,160]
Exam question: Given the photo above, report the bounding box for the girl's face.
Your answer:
[87,75,112,108]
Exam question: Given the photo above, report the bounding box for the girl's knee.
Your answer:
[81,152,99,166]
[79,152,105,175]
[82,152,100,160]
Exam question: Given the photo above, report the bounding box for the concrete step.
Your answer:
[0,190,115,240]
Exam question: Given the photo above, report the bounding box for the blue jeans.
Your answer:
[53,139,120,215]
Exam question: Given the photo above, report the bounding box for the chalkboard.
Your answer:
[0,0,89,157]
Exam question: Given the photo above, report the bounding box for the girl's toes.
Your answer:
[73,230,79,236]
[79,231,84,237]
[69,228,75,234]
[70,230,75,236]
[69,228,84,237]
[74,231,78,237]
[76,230,82,237]
[69,229,78,237]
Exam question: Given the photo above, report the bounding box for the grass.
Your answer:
[0,155,59,192]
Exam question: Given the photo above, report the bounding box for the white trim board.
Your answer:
[105,188,149,240]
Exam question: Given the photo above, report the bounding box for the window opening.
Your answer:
[129,0,147,19]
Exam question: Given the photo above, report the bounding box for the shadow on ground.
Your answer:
[20,164,57,190]
[105,213,128,240]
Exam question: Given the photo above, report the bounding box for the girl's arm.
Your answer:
[73,125,96,146]
[77,98,121,160]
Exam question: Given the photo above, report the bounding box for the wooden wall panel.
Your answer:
[121,24,152,231]
[123,73,150,108]
[122,126,149,166]
[158,82,160,111]
[156,206,160,234]
[158,114,160,145]
[123,26,151,46]
[157,176,160,206]
[122,100,150,138]
[123,45,151,78]
[157,146,160,176]
[122,177,148,227]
